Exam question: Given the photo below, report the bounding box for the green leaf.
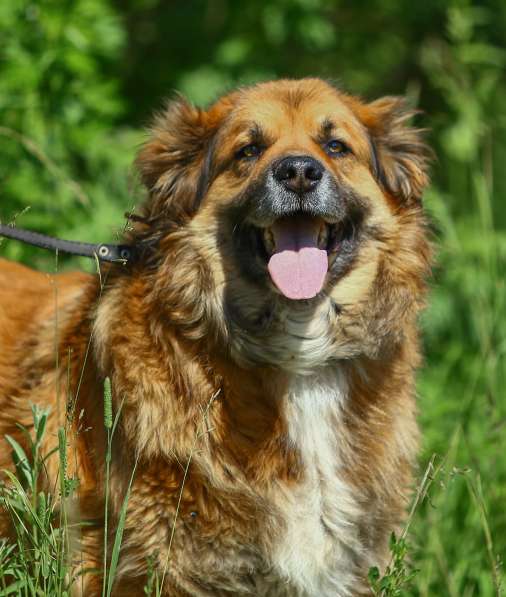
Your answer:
[4,435,32,489]
[35,407,50,445]
[106,458,138,597]
[0,580,28,596]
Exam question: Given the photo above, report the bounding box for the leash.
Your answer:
[0,223,134,263]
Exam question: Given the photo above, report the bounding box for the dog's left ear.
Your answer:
[360,97,431,203]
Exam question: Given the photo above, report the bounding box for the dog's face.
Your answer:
[136,79,431,371]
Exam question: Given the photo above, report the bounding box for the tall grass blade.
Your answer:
[105,457,139,597]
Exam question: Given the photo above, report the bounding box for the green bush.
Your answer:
[0,0,141,268]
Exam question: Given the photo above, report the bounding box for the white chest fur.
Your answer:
[270,367,364,597]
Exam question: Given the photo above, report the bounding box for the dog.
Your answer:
[0,78,431,596]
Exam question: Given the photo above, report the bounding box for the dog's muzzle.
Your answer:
[231,154,363,300]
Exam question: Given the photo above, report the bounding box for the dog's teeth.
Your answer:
[318,224,329,249]
[263,229,275,254]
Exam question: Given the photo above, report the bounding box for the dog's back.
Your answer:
[0,257,90,331]
[0,257,91,382]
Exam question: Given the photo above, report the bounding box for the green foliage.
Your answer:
[0,0,140,268]
[0,406,77,596]
[411,6,506,596]
[368,533,419,596]
[0,393,135,596]
[0,0,505,595]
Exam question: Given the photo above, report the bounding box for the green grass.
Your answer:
[0,384,141,596]
[0,405,76,595]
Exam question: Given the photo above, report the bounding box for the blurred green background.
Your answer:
[0,0,505,594]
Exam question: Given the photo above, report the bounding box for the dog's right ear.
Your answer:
[136,97,220,220]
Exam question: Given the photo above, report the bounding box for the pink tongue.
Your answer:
[267,217,328,300]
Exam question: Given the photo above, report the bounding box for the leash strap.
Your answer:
[0,223,134,263]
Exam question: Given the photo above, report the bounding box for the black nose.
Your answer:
[273,156,324,194]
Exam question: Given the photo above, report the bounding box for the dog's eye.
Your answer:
[326,140,349,156]
[237,144,262,160]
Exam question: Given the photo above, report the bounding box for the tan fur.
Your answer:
[0,78,431,595]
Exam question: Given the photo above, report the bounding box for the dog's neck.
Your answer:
[229,297,342,373]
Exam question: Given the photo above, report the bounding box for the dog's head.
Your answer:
[135,79,431,371]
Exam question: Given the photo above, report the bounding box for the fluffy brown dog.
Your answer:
[0,78,431,596]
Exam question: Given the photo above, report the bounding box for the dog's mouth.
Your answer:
[252,215,356,300]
